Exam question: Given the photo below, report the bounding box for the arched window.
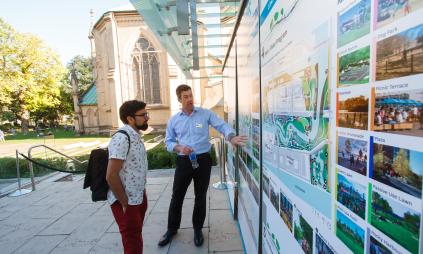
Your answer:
[132,35,162,104]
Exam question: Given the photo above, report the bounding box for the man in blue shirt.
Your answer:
[158,84,247,247]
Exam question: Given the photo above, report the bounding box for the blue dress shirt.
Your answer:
[165,107,235,154]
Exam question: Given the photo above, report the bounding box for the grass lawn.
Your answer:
[338,23,370,47]
[3,129,110,146]
[339,78,369,86]
[371,213,419,254]
[336,227,364,254]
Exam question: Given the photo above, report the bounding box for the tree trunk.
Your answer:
[21,110,29,134]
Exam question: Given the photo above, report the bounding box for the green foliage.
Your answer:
[0,154,89,178]
[147,144,177,169]
[147,143,217,169]
[0,18,66,130]
[65,55,94,96]
[339,46,370,72]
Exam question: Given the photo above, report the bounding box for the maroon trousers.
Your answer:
[111,192,148,254]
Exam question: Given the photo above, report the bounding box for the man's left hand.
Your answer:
[230,135,248,147]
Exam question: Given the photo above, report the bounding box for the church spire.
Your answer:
[88,9,96,59]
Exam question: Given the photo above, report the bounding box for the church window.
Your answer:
[132,35,162,104]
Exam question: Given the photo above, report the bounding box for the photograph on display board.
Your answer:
[251,176,260,204]
[371,142,423,198]
[336,210,365,254]
[373,88,423,137]
[263,173,270,198]
[370,190,421,254]
[310,144,330,192]
[376,22,423,81]
[280,190,293,232]
[376,0,423,29]
[369,235,392,254]
[338,45,370,87]
[337,173,367,219]
[337,136,368,175]
[293,208,313,254]
[338,94,369,130]
[315,232,335,254]
[269,181,280,212]
[338,0,371,47]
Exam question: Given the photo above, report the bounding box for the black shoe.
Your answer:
[158,230,176,247]
[194,229,204,247]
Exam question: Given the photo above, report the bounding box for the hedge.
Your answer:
[0,144,218,178]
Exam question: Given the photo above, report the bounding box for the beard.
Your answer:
[136,122,149,131]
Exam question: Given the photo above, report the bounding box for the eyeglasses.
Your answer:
[134,112,149,118]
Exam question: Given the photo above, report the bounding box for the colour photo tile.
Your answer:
[280,190,293,232]
[369,235,392,254]
[376,22,423,81]
[372,142,423,198]
[269,182,279,212]
[263,173,270,198]
[294,208,314,254]
[339,46,370,86]
[337,173,367,219]
[336,210,365,254]
[315,233,335,254]
[338,0,371,47]
[373,88,423,137]
[371,191,421,254]
[337,136,368,175]
[376,0,423,29]
[338,94,369,130]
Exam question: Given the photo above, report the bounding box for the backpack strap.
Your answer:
[113,130,131,155]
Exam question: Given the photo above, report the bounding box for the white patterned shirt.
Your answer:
[107,124,148,205]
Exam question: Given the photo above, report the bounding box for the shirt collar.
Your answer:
[122,124,140,137]
[179,106,199,116]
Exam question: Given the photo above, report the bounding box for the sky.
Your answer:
[0,0,133,66]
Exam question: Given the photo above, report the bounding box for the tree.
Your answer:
[64,55,93,96]
[392,149,411,178]
[0,18,66,132]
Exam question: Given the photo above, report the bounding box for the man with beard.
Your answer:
[106,100,150,254]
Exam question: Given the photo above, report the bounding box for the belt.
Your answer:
[177,152,210,159]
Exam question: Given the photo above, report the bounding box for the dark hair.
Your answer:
[176,84,191,99]
[119,100,147,124]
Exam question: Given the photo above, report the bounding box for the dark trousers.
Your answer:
[167,153,212,232]
[111,192,148,254]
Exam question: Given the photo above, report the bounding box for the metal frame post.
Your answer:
[213,137,228,190]
[8,150,32,197]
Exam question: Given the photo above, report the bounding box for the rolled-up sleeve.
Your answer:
[207,109,235,140]
[108,133,129,160]
[165,118,178,153]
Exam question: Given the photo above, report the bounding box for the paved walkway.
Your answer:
[0,167,244,254]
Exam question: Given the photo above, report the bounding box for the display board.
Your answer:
[224,41,237,214]
[258,0,423,254]
[236,0,261,252]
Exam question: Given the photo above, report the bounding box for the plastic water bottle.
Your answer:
[189,151,199,169]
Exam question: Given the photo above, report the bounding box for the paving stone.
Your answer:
[168,228,209,254]
[88,232,123,254]
[209,210,243,252]
[0,218,54,254]
[13,235,66,254]
[38,203,102,235]
[0,167,244,253]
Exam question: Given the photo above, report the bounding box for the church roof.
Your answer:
[79,84,97,106]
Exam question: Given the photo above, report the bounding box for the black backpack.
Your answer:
[83,130,130,201]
